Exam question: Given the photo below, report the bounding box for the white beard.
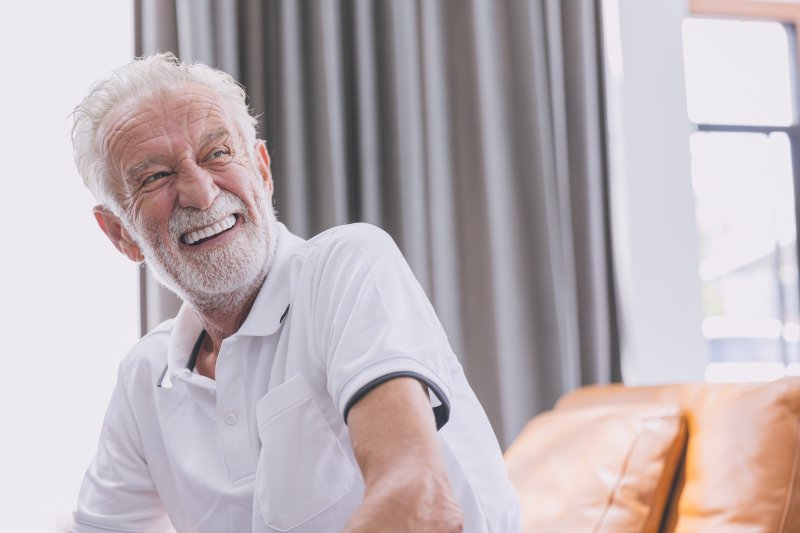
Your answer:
[130,186,278,313]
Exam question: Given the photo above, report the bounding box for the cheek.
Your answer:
[218,172,265,206]
[129,194,175,240]
[227,164,261,189]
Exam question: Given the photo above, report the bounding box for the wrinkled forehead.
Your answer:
[98,82,240,162]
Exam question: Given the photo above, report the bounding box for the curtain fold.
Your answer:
[134,0,619,447]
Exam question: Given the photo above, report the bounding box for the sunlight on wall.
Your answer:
[0,2,136,531]
[602,0,709,384]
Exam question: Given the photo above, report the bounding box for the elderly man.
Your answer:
[70,53,520,533]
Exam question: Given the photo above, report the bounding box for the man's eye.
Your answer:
[142,171,172,186]
[207,148,229,161]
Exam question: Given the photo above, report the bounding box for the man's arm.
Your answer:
[343,377,464,533]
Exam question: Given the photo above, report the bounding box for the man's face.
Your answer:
[100,83,277,303]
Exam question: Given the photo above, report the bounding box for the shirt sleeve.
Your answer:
[309,224,455,429]
[71,367,174,533]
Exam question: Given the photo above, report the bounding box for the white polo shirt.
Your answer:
[72,223,521,533]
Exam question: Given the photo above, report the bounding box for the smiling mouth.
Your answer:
[181,214,237,245]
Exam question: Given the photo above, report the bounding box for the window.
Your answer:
[683,1,800,381]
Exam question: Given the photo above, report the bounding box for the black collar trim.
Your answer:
[186,330,207,372]
[156,329,207,387]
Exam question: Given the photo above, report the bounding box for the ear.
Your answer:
[93,206,144,263]
[254,140,273,195]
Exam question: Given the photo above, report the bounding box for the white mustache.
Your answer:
[169,192,247,237]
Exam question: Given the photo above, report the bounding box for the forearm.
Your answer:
[344,377,464,533]
[344,467,463,533]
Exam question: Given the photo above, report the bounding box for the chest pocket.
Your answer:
[255,373,356,531]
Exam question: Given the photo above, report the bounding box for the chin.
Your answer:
[151,236,276,308]
[142,203,279,309]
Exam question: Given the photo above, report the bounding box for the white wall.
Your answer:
[0,2,136,531]
[602,0,710,383]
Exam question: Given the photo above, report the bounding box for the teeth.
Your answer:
[183,215,236,245]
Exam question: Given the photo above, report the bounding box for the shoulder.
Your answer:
[288,224,413,325]
[116,319,173,387]
[307,222,396,247]
[301,223,402,267]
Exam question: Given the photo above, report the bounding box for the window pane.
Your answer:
[683,18,794,126]
[690,131,799,363]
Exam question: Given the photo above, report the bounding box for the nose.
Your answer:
[176,164,220,210]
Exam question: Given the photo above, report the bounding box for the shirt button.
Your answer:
[224,412,238,425]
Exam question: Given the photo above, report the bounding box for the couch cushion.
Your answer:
[555,377,800,533]
[504,403,686,532]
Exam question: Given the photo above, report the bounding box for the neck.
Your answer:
[188,270,267,352]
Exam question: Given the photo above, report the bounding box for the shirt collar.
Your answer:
[160,222,305,387]
[237,222,305,336]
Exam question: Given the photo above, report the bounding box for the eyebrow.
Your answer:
[124,156,166,182]
[201,127,230,145]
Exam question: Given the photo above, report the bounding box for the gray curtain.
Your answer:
[134,0,620,447]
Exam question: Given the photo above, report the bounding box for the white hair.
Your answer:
[70,52,259,215]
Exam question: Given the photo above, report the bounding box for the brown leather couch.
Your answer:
[504,377,800,532]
